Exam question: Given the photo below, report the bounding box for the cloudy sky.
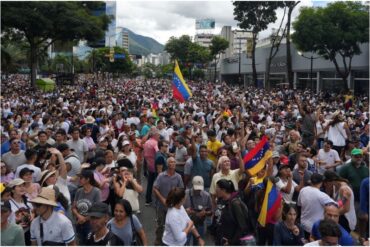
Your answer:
[116,1,330,45]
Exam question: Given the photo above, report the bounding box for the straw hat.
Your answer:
[30,187,57,207]
[40,170,57,187]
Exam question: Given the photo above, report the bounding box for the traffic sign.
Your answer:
[114,54,125,59]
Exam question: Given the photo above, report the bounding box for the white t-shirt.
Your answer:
[317,149,341,174]
[56,177,71,205]
[276,177,297,202]
[30,211,75,245]
[15,164,42,182]
[327,122,347,147]
[66,139,88,163]
[162,206,191,246]
[298,186,336,233]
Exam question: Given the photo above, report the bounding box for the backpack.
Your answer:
[228,197,255,237]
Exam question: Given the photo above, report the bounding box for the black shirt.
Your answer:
[85,230,124,246]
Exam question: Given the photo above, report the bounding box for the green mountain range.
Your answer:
[123,28,164,56]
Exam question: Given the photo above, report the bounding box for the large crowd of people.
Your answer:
[0,73,369,246]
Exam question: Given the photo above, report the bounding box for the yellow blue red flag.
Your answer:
[243,135,272,176]
[172,60,192,102]
[257,179,282,227]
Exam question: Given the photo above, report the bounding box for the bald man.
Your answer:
[310,204,354,246]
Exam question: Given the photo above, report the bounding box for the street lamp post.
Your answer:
[297,51,321,90]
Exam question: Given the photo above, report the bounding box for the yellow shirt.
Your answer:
[207,140,223,164]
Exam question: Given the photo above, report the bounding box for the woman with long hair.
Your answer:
[1,161,14,184]
[47,185,69,215]
[212,179,255,246]
[107,199,148,246]
[8,178,33,245]
[72,169,101,245]
[91,157,110,203]
[273,203,306,245]
[162,187,204,246]
[113,165,143,214]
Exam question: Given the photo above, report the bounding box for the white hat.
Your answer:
[192,176,204,191]
[85,116,95,124]
[7,178,25,188]
[122,140,130,146]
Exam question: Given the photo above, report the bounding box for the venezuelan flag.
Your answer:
[243,136,272,176]
[151,102,159,119]
[172,60,192,102]
[257,179,282,227]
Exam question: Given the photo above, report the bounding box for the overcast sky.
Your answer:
[116,1,330,45]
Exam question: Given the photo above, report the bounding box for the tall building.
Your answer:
[220,26,253,60]
[116,27,129,52]
[105,1,117,47]
[194,33,214,48]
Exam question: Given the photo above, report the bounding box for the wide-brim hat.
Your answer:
[40,170,57,187]
[30,187,57,207]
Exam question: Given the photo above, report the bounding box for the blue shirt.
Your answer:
[185,156,213,188]
[311,220,353,246]
[1,140,26,155]
[360,177,369,215]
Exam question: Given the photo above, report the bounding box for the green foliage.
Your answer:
[87,47,133,74]
[210,36,229,59]
[292,1,369,88]
[192,69,205,80]
[233,1,284,33]
[1,1,111,86]
[164,35,211,64]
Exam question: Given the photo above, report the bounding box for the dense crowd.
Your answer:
[0,73,369,246]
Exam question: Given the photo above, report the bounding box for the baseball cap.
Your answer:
[192,176,204,191]
[1,200,11,211]
[272,151,280,158]
[351,148,363,156]
[19,167,34,178]
[7,178,25,188]
[87,202,109,218]
[122,140,130,146]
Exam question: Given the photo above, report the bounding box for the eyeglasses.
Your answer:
[11,141,20,144]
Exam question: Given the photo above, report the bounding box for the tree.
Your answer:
[210,36,229,83]
[87,47,133,74]
[285,1,300,89]
[264,2,286,89]
[1,1,111,87]
[233,1,282,87]
[165,35,211,79]
[292,2,369,90]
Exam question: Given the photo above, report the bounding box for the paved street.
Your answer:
[137,175,214,245]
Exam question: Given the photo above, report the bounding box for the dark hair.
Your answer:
[158,140,168,149]
[51,185,69,211]
[199,144,207,151]
[282,203,297,221]
[166,187,185,208]
[9,137,19,145]
[216,179,235,194]
[72,127,80,134]
[80,169,99,187]
[114,199,133,217]
[25,148,38,160]
[37,131,47,136]
[318,219,342,238]
[324,140,333,147]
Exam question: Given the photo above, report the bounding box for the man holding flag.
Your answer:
[172,60,192,102]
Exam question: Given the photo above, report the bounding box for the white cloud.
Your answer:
[116,0,315,45]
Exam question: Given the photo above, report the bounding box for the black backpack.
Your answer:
[228,197,255,236]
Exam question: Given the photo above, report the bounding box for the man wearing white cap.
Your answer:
[30,187,75,246]
[184,176,212,245]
